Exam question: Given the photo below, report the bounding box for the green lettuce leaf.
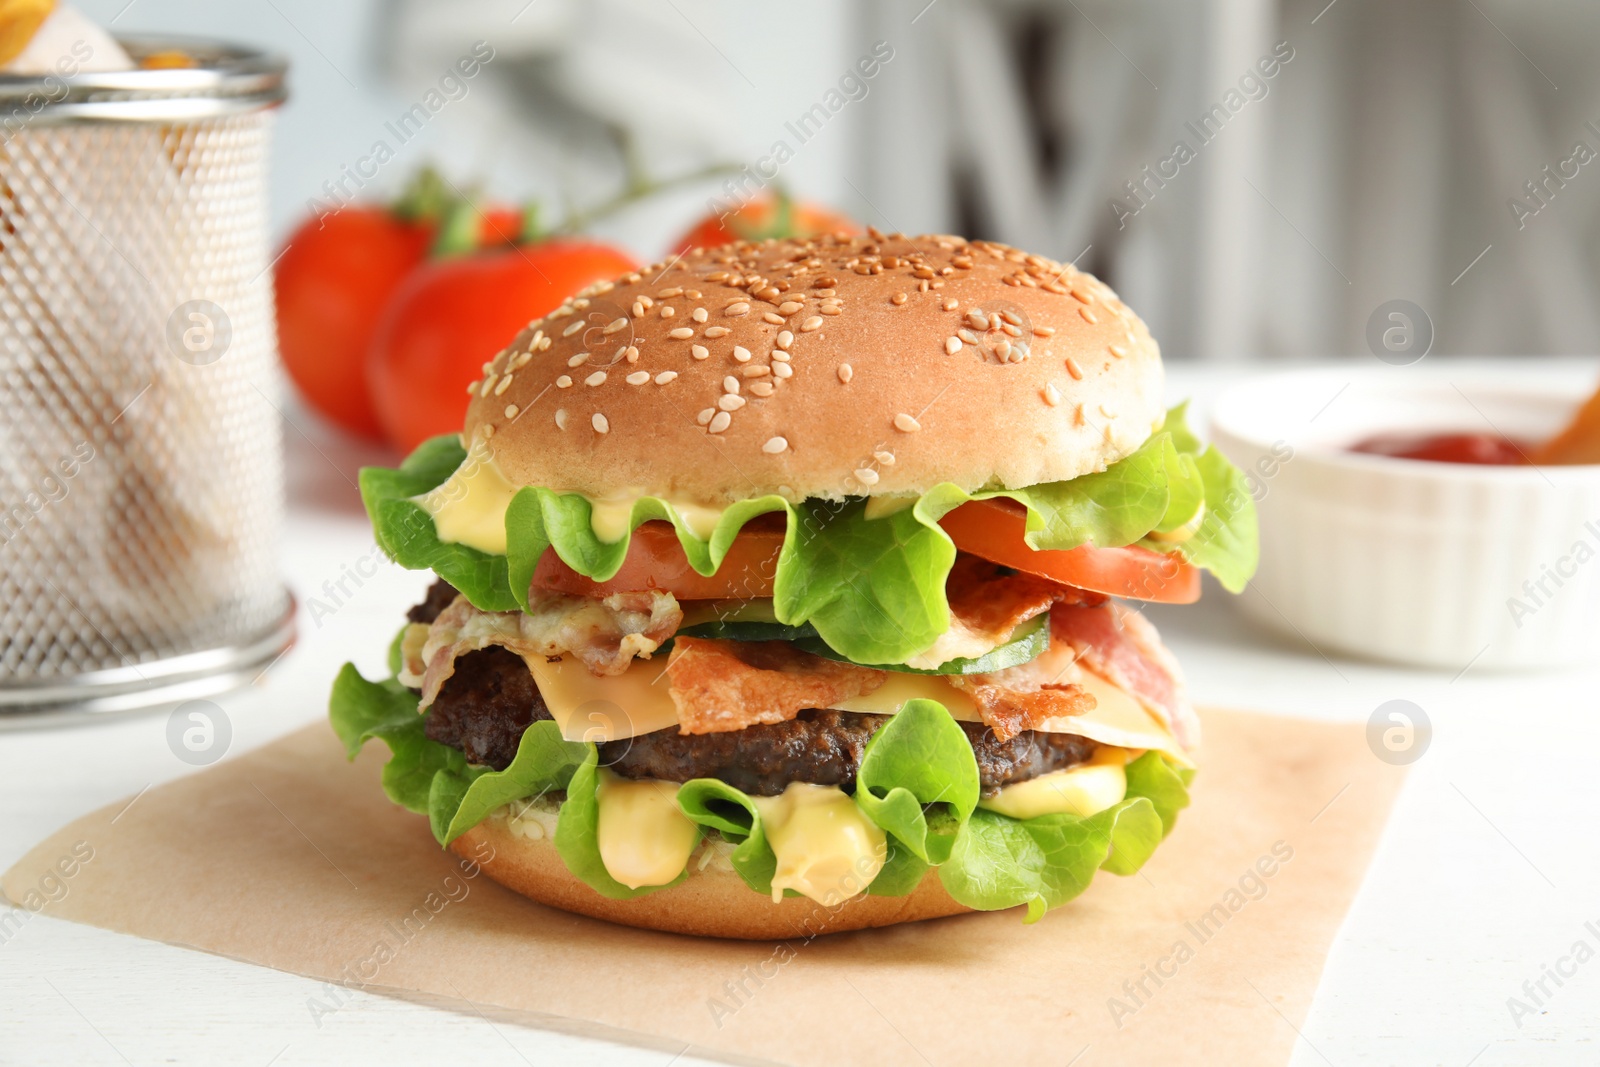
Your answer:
[1123,750,1193,836]
[369,407,1256,664]
[360,436,517,612]
[939,798,1164,921]
[675,778,780,895]
[437,722,589,844]
[1141,403,1259,592]
[853,699,979,864]
[553,749,694,900]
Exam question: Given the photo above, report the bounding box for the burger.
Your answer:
[330,232,1258,940]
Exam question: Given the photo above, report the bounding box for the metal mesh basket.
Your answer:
[0,37,292,722]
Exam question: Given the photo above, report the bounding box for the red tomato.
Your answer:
[674,192,861,254]
[274,196,524,440]
[274,207,434,439]
[368,239,639,453]
[938,499,1201,604]
[531,521,784,600]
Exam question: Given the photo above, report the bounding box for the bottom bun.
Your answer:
[451,817,975,940]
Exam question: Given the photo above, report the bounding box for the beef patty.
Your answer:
[410,582,1100,796]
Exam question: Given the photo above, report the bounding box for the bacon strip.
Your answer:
[907,557,1105,669]
[415,590,681,710]
[1052,602,1198,750]
[666,637,886,735]
[949,677,1098,741]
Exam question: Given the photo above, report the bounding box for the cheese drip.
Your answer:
[753,783,887,906]
[594,770,700,889]
[977,746,1132,819]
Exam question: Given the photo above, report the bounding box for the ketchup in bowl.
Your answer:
[1349,432,1530,465]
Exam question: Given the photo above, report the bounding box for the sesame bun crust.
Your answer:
[466,233,1162,506]
[452,819,974,940]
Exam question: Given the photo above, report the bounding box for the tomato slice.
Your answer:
[937,499,1200,604]
[530,501,1199,604]
[530,520,784,599]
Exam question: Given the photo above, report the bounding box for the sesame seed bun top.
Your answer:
[464,232,1164,506]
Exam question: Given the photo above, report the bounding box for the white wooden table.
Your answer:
[4,361,1598,1066]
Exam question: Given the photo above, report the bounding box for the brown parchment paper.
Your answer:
[4,709,1403,1067]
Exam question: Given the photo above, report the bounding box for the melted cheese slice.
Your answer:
[752,783,886,905]
[977,747,1130,819]
[594,770,700,889]
[417,443,519,556]
[418,446,729,554]
[524,651,1190,765]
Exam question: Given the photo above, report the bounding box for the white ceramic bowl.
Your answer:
[1210,367,1600,670]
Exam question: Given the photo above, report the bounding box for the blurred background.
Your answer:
[78,0,1600,363]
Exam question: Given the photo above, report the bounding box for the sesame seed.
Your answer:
[494,375,513,395]
[820,305,841,316]
[800,316,823,332]
[1080,307,1099,324]
[943,298,958,311]
[592,413,609,434]
[957,329,979,345]
[638,295,653,310]
[945,336,962,355]
[555,409,568,429]
[723,376,740,394]
[556,375,573,388]
[659,287,683,298]
[481,424,494,438]
[669,327,694,340]
[686,289,703,299]
[837,363,853,383]
[563,320,584,337]
[777,331,794,350]
[537,336,552,350]
[661,306,676,319]
[1043,384,1061,406]
[626,371,651,385]
[763,436,789,454]
[749,381,775,397]
[733,345,752,363]
[709,411,732,433]
[567,353,589,368]
[772,361,794,379]
[625,346,640,363]
[891,292,908,306]
[654,371,678,385]
[763,312,784,325]
[479,374,496,397]
[512,351,533,369]
[855,468,880,486]
[1003,323,1022,336]
[1035,326,1056,338]
[1074,404,1086,427]
[966,309,987,330]
[705,326,730,338]
[1065,357,1084,380]
[697,408,715,425]
[505,403,519,418]
[1001,310,1022,326]
[586,371,607,387]
[692,345,709,360]
[874,451,896,465]
[726,301,750,316]
[771,349,790,362]
[990,313,1003,330]
[692,307,708,323]
[1099,404,1117,419]
[1108,344,1127,359]
[465,381,477,395]
[996,340,1012,361]
[894,413,921,433]
[779,301,804,315]
[1071,287,1093,304]
[605,317,628,334]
